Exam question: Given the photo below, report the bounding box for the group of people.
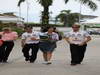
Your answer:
[21,26,59,64]
[0,24,91,66]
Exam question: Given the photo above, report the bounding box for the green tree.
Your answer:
[18,0,53,26]
[38,0,53,25]
[56,10,79,27]
[18,0,99,26]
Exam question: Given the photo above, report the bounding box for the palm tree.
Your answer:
[18,0,99,26]
[64,0,98,11]
[18,0,53,26]
[56,10,79,27]
[38,0,53,25]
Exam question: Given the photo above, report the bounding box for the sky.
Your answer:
[0,0,100,23]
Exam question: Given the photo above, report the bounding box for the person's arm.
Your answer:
[12,32,18,40]
[64,32,72,44]
[65,37,72,44]
[79,36,91,46]
[21,33,26,47]
[31,37,40,41]
[79,31,91,46]
[21,39,25,47]
[31,33,40,41]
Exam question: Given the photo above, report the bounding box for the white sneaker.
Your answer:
[43,61,48,64]
[47,61,52,65]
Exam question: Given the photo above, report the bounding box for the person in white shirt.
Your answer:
[21,26,39,63]
[65,24,91,66]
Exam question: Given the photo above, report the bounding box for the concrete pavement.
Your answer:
[0,37,100,75]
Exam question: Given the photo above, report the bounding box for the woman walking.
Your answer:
[0,27,18,63]
[39,27,59,64]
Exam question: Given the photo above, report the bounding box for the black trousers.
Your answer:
[22,43,39,62]
[0,41,14,61]
[70,44,87,64]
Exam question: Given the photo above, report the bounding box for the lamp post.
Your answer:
[79,3,82,24]
[26,0,29,25]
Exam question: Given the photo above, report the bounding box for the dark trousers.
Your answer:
[22,43,39,62]
[70,44,87,64]
[0,41,14,61]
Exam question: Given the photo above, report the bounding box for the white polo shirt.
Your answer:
[65,30,90,44]
[21,32,40,44]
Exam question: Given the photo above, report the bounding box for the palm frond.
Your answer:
[18,0,25,6]
[64,0,69,3]
[37,0,53,6]
[78,0,97,11]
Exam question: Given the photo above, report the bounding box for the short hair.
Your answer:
[2,27,11,31]
[24,26,32,30]
[72,24,80,28]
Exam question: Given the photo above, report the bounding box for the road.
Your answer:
[0,37,100,75]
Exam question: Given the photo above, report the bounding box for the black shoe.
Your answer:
[25,58,30,61]
[30,60,35,63]
[77,62,81,64]
[2,60,8,63]
[71,63,77,66]
[0,59,2,63]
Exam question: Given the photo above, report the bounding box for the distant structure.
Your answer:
[49,14,97,25]
[0,12,24,27]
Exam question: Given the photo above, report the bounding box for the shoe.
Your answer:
[2,60,8,63]
[46,61,52,65]
[0,59,2,63]
[43,61,48,64]
[30,60,35,63]
[77,62,81,64]
[70,63,77,66]
[25,58,30,61]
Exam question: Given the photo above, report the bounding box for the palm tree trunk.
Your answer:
[42,6,49,25]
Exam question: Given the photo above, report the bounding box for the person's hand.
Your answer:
[67,40,73,44]
[31,37,37,40]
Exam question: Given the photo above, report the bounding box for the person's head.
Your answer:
[72,24,80,32]
[2,27,11,33]
[41,26,48,32]
[24,26,32,33]
[47,26,54,33]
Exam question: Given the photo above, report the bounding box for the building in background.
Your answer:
[0,12,24,27]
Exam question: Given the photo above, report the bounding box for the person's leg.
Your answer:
[30,44,39,63]
[22,44,30,61]
[70,44,79,65]
[78,44,87,63]
[43,52,47,62]
[47,52,52,61]
[0,42,6,62]
[46,52,53,64]
[3,41,14,62]
[0,46,3,62]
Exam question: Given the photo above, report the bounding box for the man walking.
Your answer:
[65,24,91,66]
[21,26,39,63]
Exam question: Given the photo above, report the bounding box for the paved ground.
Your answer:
[0,36,100,75]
